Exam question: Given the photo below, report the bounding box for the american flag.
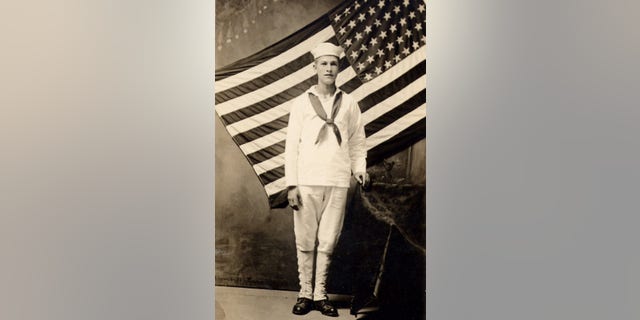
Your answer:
[215,0,427,208]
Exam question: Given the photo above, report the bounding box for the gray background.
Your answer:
[1,1,639,320]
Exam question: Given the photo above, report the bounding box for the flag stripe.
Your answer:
[367,119,427,167]
[215,25,334,90]
[246,140,285,165]
[366,103,427,149]
[232,114,289,145]
[265,177,287,197]
[335,65,358,88]
[216,54,314,105]
[358,62,425,112]
[219,77,315,124]
[216,57,315,111]
[253,154,285,176]
[258,165,285,185]
[240,129,287,156]
[338,72,363,94]
[226,102,291,137]
[365,90,426,137]
[362,74,426,125]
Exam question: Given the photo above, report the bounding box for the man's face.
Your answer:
[313,55,340,86]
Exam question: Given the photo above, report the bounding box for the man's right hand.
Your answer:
[288,186,302,211]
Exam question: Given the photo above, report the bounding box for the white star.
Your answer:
[383,12,391,21]
[399,18,407,26]
[378,0,385,9]
[384,60,393,68]
[348,20,357,28]
[418,4,425,12]
[376,49,384,57]
[334,14,342,23]
[370,38,378,46]
[351,50,359,59]
[375,66,382,74]
[379,30,388,39]
[344,7,351,15]
[386,42,395,51]
[355,1,361,9]
[404,29,412,37]
[357,62,366,70]
[374,19,382,27]
[422,35,426,43]
[402,47,410,55]
[358,13,366,22]
[364,73,373,81]
[396,36,404,44]
[409,11,416,19]
[403,0,410,7]
[355,32,363,40]
[369,7,376,15]
[339,27,347,35]
[394,55,401,62]
[366,55,375,63]
[415,24,423,31]
[360,45,368,52]
[364,25,373,34]
[389,24,397,32]
[393,6,401,14]
[412,42,420,50]
[344,38,353,47]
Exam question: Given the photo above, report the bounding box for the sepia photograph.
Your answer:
[214,0,427,319]
[3,0,640,319]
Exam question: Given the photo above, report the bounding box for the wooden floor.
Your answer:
[215,286,355,320]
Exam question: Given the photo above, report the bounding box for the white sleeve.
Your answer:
[285,98,303,187]
[348,99,367,174]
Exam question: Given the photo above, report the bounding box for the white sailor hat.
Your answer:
[310,42,343,60]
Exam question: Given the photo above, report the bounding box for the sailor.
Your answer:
[285,42,369,317]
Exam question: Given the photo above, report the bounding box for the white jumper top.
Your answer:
[285,85,367,188]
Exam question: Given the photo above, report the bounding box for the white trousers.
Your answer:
[293,185,348,300]
[293,186,348,253]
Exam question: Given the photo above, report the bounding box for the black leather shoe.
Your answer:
[292,298,313,315]
[315,299,339,317]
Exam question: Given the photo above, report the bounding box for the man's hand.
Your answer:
[288,186,302,211]
[354,172,370,189]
